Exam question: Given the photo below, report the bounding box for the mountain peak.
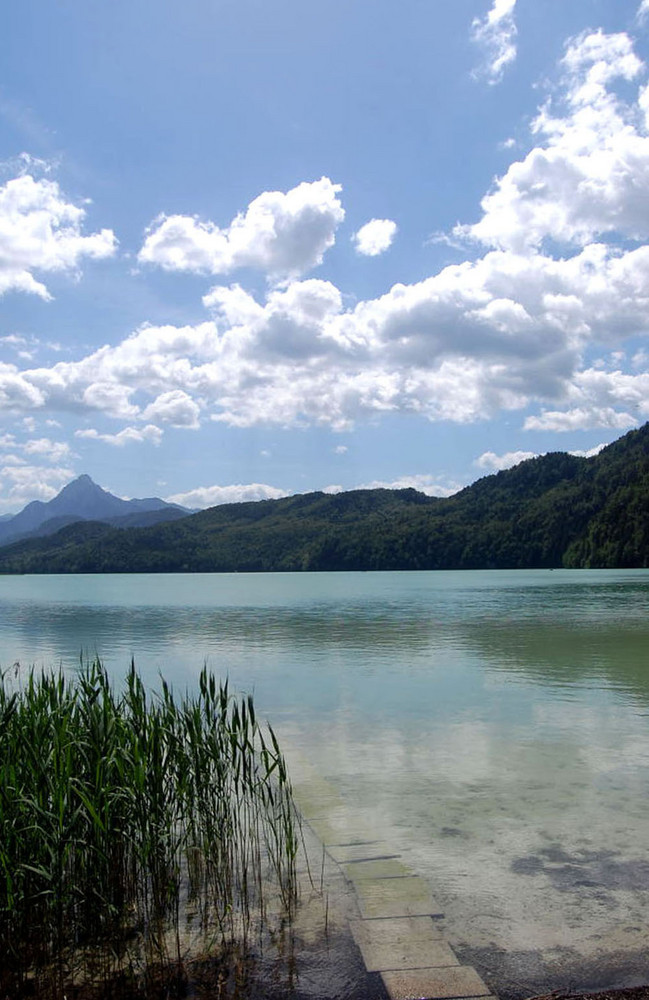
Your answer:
[0,475,189,547]
[59,474,108,497]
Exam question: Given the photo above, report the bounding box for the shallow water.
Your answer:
[2,569,649,997]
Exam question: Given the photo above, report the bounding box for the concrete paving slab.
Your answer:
[354,935,459,973]
[291,775,339,797]
[291,784,343,820]
[350,916,444,946]
[381,965,491,1000]
[327,841,399,863]
[354,877,443,919]
[305,816,348,845]
[343,858,411,881]
[306,814,378,847]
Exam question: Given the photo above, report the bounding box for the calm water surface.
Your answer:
[2,569,649,996]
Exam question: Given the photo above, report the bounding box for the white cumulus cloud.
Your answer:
[165,482,289,509]
[353,218,397,257]
[471,0,518,85]
[569,442,608,458]
[138,177,344,281]
[0,172,117,299]
[523,366,649,431]
[459,30,649,252]
[22,437,72,463]
[358,475,461,497]
[524,407,637,433]
[0,462,75,511]
[141,390,201,428]
[475,449,538,472]
[75,424,163,447]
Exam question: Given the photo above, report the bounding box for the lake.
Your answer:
[2,568,649,998]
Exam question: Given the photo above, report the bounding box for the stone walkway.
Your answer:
[291,766,497,1000]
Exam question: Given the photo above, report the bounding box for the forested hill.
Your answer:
[1,422,649,573]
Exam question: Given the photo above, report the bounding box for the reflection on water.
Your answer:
[2,569,649,997]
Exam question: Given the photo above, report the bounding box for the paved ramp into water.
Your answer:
[292,759,499,1000]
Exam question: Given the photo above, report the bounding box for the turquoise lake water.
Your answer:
[2,568,649,996]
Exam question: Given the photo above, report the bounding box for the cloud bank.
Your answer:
[165,482,289,508]
[2,26,649,450]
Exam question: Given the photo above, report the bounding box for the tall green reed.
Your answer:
[0,660,298,998]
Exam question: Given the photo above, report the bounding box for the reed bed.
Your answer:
[0,660,298,998]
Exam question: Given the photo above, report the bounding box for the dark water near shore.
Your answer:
[2,569,649,997]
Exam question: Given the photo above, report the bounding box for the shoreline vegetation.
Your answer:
[0,661,299,999]
[0,423,648,574]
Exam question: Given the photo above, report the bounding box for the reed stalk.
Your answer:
[0,660,298,998]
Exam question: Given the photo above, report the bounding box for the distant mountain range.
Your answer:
[0,423,648,572]
[0,475,191,548]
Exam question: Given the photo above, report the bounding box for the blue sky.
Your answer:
[1,0,649,511]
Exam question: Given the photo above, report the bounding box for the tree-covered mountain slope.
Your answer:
[1,423,648,573]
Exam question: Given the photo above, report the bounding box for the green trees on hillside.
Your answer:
[1,424,649,573]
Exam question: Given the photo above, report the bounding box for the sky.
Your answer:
[2,0,649,512]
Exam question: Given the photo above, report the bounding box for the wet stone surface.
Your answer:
[381,965,491,1000]
[350,917,457,973]
[342,859,412,881]
[452,943,649,1000]
[354,876,442,919]
[510,844,649,894]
